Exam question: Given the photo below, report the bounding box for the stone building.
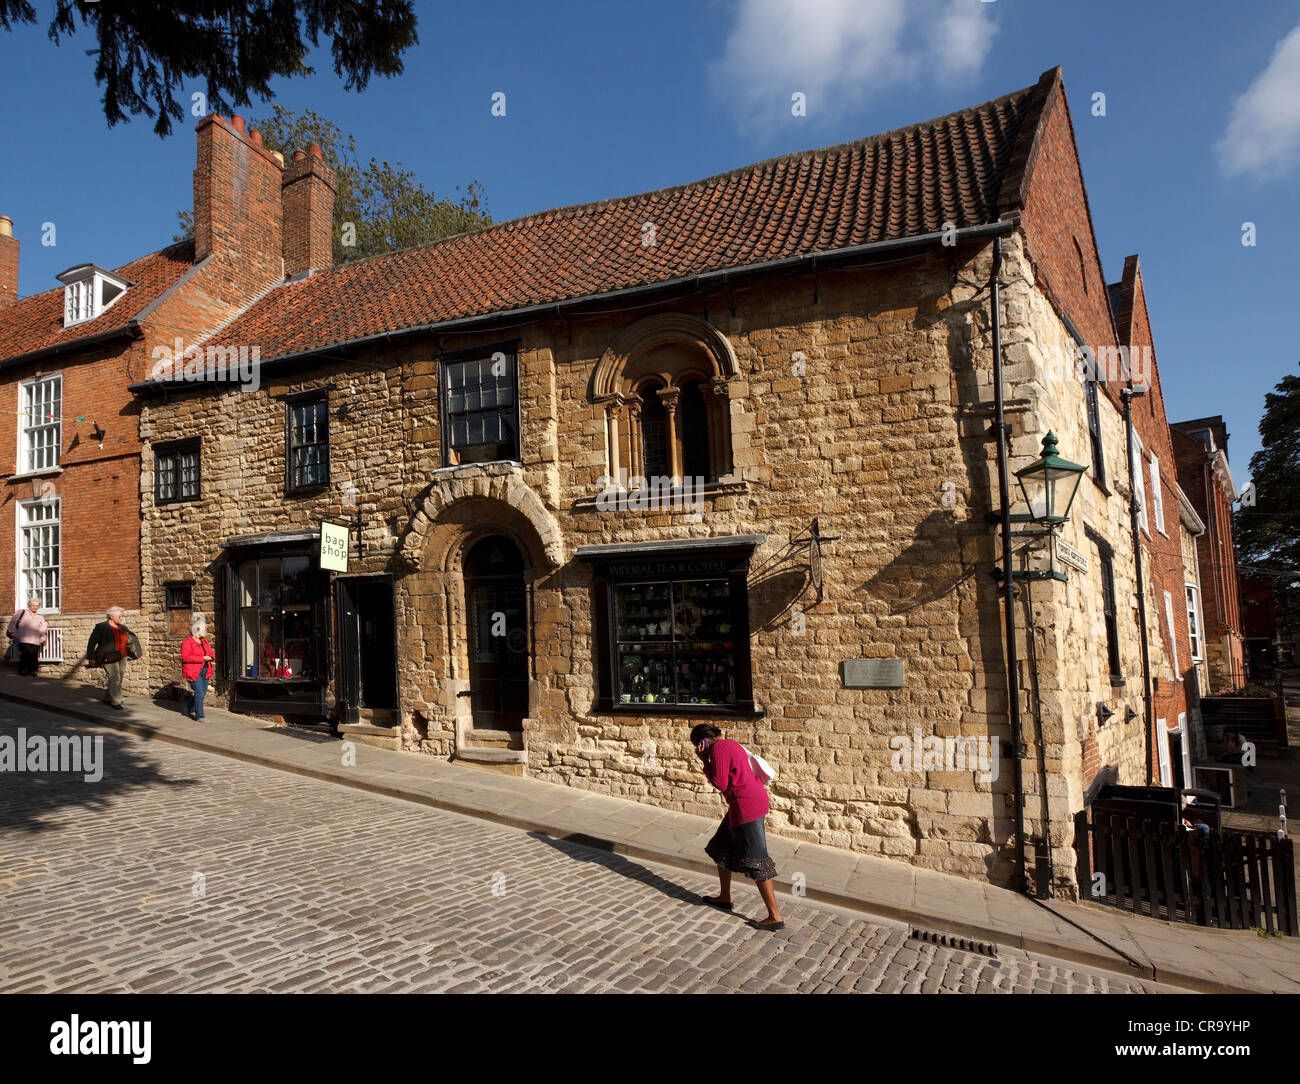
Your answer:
[124,67,1222,896]
[1171,417,1246,692]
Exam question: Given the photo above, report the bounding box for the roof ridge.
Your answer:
[319,75,1046,279]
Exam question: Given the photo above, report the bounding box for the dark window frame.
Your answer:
[1087,527,1124,686]
[438,340,521,466]
[588,547,759,716]
[285,391,330,494]
[1084,374,1108,492]
[164,581,194,611]
[154,438,202,505]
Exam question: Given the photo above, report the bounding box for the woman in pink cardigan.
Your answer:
[691,723,783,931]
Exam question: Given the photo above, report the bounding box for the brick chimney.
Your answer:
[192,113,284,292]
[281,143,337,277]
[0,215,18,308]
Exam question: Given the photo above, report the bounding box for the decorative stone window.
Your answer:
[591,313,739,487]
[56,264,128,329]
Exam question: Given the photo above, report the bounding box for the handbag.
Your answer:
[740,744,777,787]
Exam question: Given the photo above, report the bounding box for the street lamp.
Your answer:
[992,431,1089,583]
[1014,431,1087,527]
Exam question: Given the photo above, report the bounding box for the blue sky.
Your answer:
[1,0,1296,481]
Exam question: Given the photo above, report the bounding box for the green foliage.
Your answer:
[174,107,492,262]
[1234,364,1300,638]
[0,1,417,136]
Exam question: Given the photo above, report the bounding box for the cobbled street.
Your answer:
[0,703,1171,993]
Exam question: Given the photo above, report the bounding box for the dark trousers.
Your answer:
[16,643,40,676]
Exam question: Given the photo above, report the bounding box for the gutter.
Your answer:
[1123,386,1155,783]
[127,220,1018,396]
[989,233,1029,895]
[0,320,143,371]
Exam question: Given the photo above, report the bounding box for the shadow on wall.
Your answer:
[859,509,976,615]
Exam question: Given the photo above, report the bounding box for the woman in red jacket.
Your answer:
[691,723,783,931]
[180,625,215,720]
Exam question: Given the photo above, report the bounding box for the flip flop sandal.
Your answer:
[701,895,734,911]
[750,919,785,931]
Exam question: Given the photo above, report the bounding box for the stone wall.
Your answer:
[139,230,1157,893]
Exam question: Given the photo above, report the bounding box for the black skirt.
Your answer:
[705,814,777,882]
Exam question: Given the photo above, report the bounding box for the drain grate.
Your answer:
[909,926,997,957]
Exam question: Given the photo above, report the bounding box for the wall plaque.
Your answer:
[841,659,904,688]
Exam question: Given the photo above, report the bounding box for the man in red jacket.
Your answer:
[691,723,783,931]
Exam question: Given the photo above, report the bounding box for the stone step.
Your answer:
[358,707,397,726]
[338,722,401,751]
[463,728,524,751]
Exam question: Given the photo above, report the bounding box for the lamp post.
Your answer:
[995,431,1088,583]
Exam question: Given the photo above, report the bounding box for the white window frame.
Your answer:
[1156,718,1171,787]
[17,373,62,475]
[60,269,128,329]
[1132,434,1148,535]
[15,495,61,615]
[1176,712,1194,790]
[1163,589,1180,675]
[1150,453,1166,535]
[1185,583,1204,661]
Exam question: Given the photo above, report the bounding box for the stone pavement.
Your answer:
[1,669,1297,993]
[1,701,1173,994]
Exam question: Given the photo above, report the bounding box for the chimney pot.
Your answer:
[0,215,12,238]
[271,150,285,167]
[292,149,307,162]
[249,130,263,148]
[308,142,323,159]
[232,114,247,135]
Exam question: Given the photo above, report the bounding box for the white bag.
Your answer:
[742,745,777,787]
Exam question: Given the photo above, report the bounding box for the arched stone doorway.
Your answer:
[462,535,529,731]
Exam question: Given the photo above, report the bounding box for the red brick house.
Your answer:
[1108,255,1205,789]
[1171,417,1245,692]
[0,115,335,686]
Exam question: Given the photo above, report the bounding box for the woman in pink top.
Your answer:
[691,723,783,931]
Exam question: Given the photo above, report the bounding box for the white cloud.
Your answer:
[709,0,997,136]
[1216,23,1300,180]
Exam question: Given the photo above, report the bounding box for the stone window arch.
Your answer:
[591,312,739,486]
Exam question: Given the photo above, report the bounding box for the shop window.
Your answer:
[230,554,324,680]
[165,581,193,637]
[441,345,519,464]
[584,541,758,714]
[286,394,329,492]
